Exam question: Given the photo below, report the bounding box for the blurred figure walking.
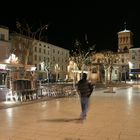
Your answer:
[77,73,94,120]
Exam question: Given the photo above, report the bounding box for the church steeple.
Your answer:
[117,22,133,52]
[124,22,127,30]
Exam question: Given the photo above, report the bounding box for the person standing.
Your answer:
[77,73,93,120]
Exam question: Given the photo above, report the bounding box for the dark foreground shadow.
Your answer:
[38,117,84,123]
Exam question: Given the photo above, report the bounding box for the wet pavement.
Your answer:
[0,86,140,140]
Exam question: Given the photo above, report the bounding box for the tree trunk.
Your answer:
[24,49,29,65]
[109,69,112,82]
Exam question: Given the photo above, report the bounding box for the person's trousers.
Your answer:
[80,97,90,119]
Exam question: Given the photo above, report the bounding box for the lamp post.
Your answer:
[40,61,50,83]
[73,62,77,89]
[55,64,60,82]
[45,63,50,84]
[5,53,19,90]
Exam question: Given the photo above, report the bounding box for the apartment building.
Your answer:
[0,25,10,60]
[10,33,69,82]
[0,26,10,88]
[30,40,69,81]
[129,48,140,79]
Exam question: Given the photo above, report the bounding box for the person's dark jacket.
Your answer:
[77,78,93,97]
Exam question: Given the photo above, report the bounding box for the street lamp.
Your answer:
[73,62,77,88]
[40,61,50,83]
[44,63,50,84]
[55,64,60,82]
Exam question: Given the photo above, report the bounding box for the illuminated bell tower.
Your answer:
[117,22,133,53]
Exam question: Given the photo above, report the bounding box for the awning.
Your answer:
[130,69,140,74]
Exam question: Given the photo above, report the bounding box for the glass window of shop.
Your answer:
[0,72,7,86]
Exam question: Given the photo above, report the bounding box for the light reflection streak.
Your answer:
[6,108,13,127]
[56,100,60,110]
[6,108,13,118]
[41,101,47,107]
[127,87,132,105]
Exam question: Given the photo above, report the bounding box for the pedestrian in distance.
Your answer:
[77,73,94,120]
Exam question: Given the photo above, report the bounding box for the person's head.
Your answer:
[82,73,87,80]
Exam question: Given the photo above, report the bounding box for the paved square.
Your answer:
[0,86,140,140]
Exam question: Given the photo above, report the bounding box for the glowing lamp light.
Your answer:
[5,54,19,64]
[128,62,133,69]
[31,66,36,71]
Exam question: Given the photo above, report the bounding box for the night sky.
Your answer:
[0,2,140,52]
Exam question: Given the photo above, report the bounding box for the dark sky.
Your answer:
[0,2,140,52]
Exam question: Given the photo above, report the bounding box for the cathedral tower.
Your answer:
[117,22,133,52]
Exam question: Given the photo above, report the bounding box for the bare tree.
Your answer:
[101,50,119,84]
[10,21,48,79]
[70,39,95,77]
[15,21,48,65]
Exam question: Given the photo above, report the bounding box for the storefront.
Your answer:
[129,69,140,81]
[0,63,37,101]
